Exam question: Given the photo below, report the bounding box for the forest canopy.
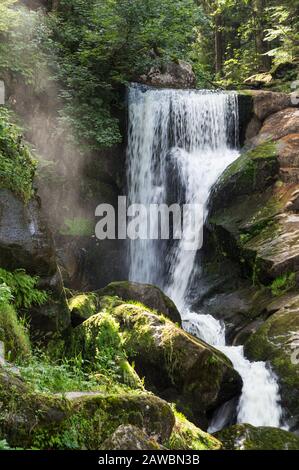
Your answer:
[0,0,298,149]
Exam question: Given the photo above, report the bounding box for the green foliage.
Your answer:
[0,302,31,361]
[45,0,203,149]
[270,272,296,297]
[0,7,50,86]
[0,268,48,309]
[0,439,11,450]
[0,108,37,202]
[18,352,99,394]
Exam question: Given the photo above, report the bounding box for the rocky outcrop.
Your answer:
[139,61,196,89]
[204,89,299,431]
[215,423,299,450]
[244,293,299,431]
[99,281,181,325]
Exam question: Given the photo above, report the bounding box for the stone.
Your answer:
[100,425,164,450]
[215,423,299,450]
[248,90,296,121]
[245,293,299,431]
[253,108,299,145]
[0,189,57,278]
[244,73,273,88]
[139,61,196,89]
[107,302,242,429]
[99,281,181,325]
[168,412,222,450]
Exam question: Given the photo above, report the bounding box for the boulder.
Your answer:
[245,293,299,431]
[215,423,299,450]
[0,364,175,449]
[102,301,242,429]
[139,61,196,89]
[209,142,279,213]
[0,189,57,278]
[168,412,222,450]
[100,425,164,450]
[244,73,273,88]
[99,281,181,325]
[68,292,100,326]
[248,90,296,121]
[253,108,299,145]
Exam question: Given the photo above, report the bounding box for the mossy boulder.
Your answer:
[94,301,242,429]
[244,293,299,431]
[0,364,175,449]
[100,425,164,450]
[68,292,99,326]
[168,411,222,450]
[215,423,299,450]
[0,303,31,361]
[209,142,279,214]
[99,281,181,325]
[70,309,144,390]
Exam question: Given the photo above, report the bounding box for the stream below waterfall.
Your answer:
[127,84,284,431]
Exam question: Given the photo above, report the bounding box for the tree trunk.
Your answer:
[215,13,223,75]
[254,0,271,71]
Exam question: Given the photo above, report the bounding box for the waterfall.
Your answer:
[126,83,283,431]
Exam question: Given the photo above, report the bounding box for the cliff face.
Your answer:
[202,90,299,431]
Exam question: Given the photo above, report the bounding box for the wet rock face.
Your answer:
[215,423,299,450]
[244,293,299,431]
[139,61,196,89]
[0,189,57,277]
[99,281,182,325]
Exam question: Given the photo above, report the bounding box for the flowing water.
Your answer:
[127,83,283,431]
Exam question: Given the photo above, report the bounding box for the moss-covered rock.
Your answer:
[215,423,299,450]
[68,292,99,326]
[69,308,143,390]
[102,301,242,429]
[100,425,164,450]
[168,411,222,450]
[210,142,279,214]
[99,281,181,325]
[0,364,175,449]
[244,293,299,431]
[0,303,31,361]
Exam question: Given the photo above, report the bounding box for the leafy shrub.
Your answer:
[0,268,48,309]
[18,352,99,394]
[0,108,37,202]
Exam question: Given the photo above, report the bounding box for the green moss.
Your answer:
[0,108,37,203]
[69,309,143,389]
[215,424,299,450]
[167,410,222,450]
[68,293,99,321]
[0,302,31,361]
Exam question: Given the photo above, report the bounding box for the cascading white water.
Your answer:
[127,84,283,431]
